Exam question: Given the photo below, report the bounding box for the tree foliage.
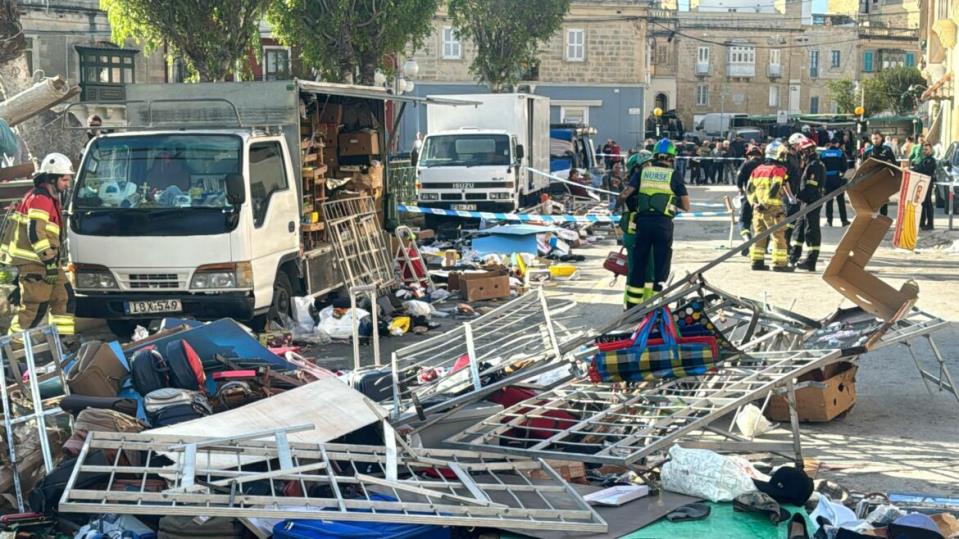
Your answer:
[101,0,271,81]
[0,0,26,65]
[870,65,926,115]
[268,0,438,85]
[448,0,571,92]
[826,79,857,114]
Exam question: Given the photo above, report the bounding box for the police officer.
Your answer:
[747,141,795,272]
[736,144,764,252]
[821,136,850,227]
[617,139,690,307]
[864,131,897,216]
[0,153,76,337]
[789,138,825,271]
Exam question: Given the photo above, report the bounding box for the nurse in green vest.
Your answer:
[617,139,691,308]
[618,150,655,306]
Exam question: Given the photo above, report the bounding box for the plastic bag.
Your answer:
[402,300,432,318]
[132,325,150,342]
[735,403,776,438]
[292,296,315,334]
[660,445,759,502]
[317,305,369,340]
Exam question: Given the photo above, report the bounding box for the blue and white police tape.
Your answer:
[398,205,731,223]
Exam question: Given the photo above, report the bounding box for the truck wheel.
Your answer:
[252,270,294,332]
[107,319,140,340]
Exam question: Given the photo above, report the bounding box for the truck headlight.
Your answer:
[420,193,439,201]
[190,262,253,290]
[75,264,118,289]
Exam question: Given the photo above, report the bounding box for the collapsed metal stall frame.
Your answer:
[58,431,608,533]
[446,349,841,466]
[385,287,581,427]
[323,196,397,292]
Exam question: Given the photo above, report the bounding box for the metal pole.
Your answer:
[785,378,804,467]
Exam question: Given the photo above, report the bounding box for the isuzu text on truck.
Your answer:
[416,93,550,219]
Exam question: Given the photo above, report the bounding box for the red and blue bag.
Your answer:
[589,307,719,383]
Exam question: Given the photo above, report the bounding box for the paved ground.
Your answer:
[551,184,959,497]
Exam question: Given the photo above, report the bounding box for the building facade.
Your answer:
[399,0,651,152]
[920,0,957,147]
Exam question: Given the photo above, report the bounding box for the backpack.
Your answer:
[131,348,169,396]
[163,340,205,391]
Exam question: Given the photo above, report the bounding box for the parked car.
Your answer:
[935,141,959,215]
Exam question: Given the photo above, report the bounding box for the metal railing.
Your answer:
[387,158,418,205]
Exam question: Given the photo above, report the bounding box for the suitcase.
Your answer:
[67,341,129,397]
[60,394,139,417]
[152,403,205,427]
[272,494,450,539]
[158,516,240,539]
[349,367,394,402]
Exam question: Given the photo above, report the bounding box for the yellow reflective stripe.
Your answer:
[32,238,51,253]
[8,245,40,261]
[26,208,50,222]
[625,285,647,293]
[45,222,60,235]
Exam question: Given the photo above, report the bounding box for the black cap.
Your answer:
[753,466,814,506]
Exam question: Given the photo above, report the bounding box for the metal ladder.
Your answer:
[0,325,71,511]
[393,225,434,293]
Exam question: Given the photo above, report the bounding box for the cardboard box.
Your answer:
[822,159,918,321]
[338,130,380,156]
[318,103,342,125]
[526,459,588,484]
[767,362,857,423]
[353,163,383,193]
[449,268,510,301]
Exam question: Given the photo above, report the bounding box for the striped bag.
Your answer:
[589,308,719,383]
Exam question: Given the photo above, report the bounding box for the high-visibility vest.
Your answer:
[635,166,676,217]
[746,163,787,208]
[0,188,63,266]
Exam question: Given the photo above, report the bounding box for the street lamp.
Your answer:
[653,107,663,139]
[402,59,419,79]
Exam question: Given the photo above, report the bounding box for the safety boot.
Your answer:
[796,253,818,272]
[772,265,795,273]
[751,261,770,271]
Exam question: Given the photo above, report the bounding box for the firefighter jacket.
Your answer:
[799,157,825,203]
[746,162,788,209]
[0,187,64,266]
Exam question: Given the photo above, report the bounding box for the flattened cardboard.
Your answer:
[449,268,510,301]
[767,363,857,423]
[822,159,919,320]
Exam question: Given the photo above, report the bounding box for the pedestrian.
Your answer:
[616,139,690,307]
[746,141,795,272]
[821,137,850,227]
[864,131,897,215]
[0,153,76,338]
[411,131,423,168]
[602,139,614,169]
[610,140,623,165]
[603,161,626,196]
[909,135,926,163]
[674,141,688,183]
[87,114,103,141]
[789,137,825,271]
[888,136,900,158]
[912,141,937,230]
[690,143,702,184]
[703,142,716,184]
[736,144,764,251]
[901,136,914,161]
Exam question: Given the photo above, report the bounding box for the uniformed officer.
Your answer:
[617,139,691,307]
[0,153,76,337]
[789,138,825,271]
[736,144,764,251]
[747,141,795,272]
[820,137,850,227]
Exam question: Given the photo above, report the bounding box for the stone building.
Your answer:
[919,0,957,147]
[399,0,651,151]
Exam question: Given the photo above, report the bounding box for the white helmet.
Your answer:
[37,153,75,176]
[787,133,809,147]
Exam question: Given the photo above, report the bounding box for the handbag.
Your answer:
[603,248,629,286]
[672,298,739,356]
[66,341,129,397]
[589,307,718,383]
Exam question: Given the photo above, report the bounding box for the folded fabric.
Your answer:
[734,492,791,523]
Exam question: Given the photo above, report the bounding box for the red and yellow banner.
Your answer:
[893,170,931,251]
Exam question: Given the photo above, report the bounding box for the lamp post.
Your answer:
[653,107,663,139]
[855,105,865,165]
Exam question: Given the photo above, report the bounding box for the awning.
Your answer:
[295,80,480,107]
[921,72,953,102]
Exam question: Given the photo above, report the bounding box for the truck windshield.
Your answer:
[420,134,510,167]
[74,134,241,209]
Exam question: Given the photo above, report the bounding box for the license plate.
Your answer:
[453,183,474,190]
[124,299,182,315]
[452,204,476,211]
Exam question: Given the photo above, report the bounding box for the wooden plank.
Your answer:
[304,153,317,164]
[302,222,325,232]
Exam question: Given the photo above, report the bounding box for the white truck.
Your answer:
[416,93,550,218]
[67,80,448,336]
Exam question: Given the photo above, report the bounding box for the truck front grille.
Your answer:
[126,273,180,289]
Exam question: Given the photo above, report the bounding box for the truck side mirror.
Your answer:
[225,173,246,205]
[516,144,525,161]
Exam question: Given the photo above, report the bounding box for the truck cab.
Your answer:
[69,129,301,334]
[417,128,524,212]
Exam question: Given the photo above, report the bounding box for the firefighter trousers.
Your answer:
[750,207,789,267]
[783,201,801,246]
[790,204,822,263]
[739,195,753,238]
[9,263,75,336]
[626,216,673,307]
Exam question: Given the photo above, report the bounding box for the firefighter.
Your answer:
[0,153,75,337]
[747,141,795,272]
[821,136,850,227]
[616,151,654,306]
[736,143,764,254]
[617,139,690,307]
[783,133,807,247]
[789,138,825,271]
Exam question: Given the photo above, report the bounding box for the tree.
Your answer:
[101,0,271,81]
[0,0,25,65]
[448,0,571,92]
[826,79,857,114]
[871,65,926,115]
[268,0,438,85]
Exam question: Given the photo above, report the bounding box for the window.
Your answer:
[24,36,35,75]
[566,29,585,61]
[263,47,290,81]
[249,141,289,227]
[863,50,874,72]
[654,41,669,65]
[560,105,588,124]
[905,52,916,67]
[420,134,511,167]
[769,48,781,66]
[698,47,710,64]
[809,50,819,77]
[696,84,709,106]
[769,85,779,108]
[76,46,137,101]
[831,50,841,68]
[441,26,461,59]
[810,96,820,114]
[729,46,755,65]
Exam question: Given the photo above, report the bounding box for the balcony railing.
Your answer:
[727,63,756,77]
[695,62,710,75]
[768,64,782,78]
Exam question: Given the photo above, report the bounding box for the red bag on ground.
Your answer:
[487,386,577,440]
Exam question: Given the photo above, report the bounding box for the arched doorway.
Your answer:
[655,93,668,111]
